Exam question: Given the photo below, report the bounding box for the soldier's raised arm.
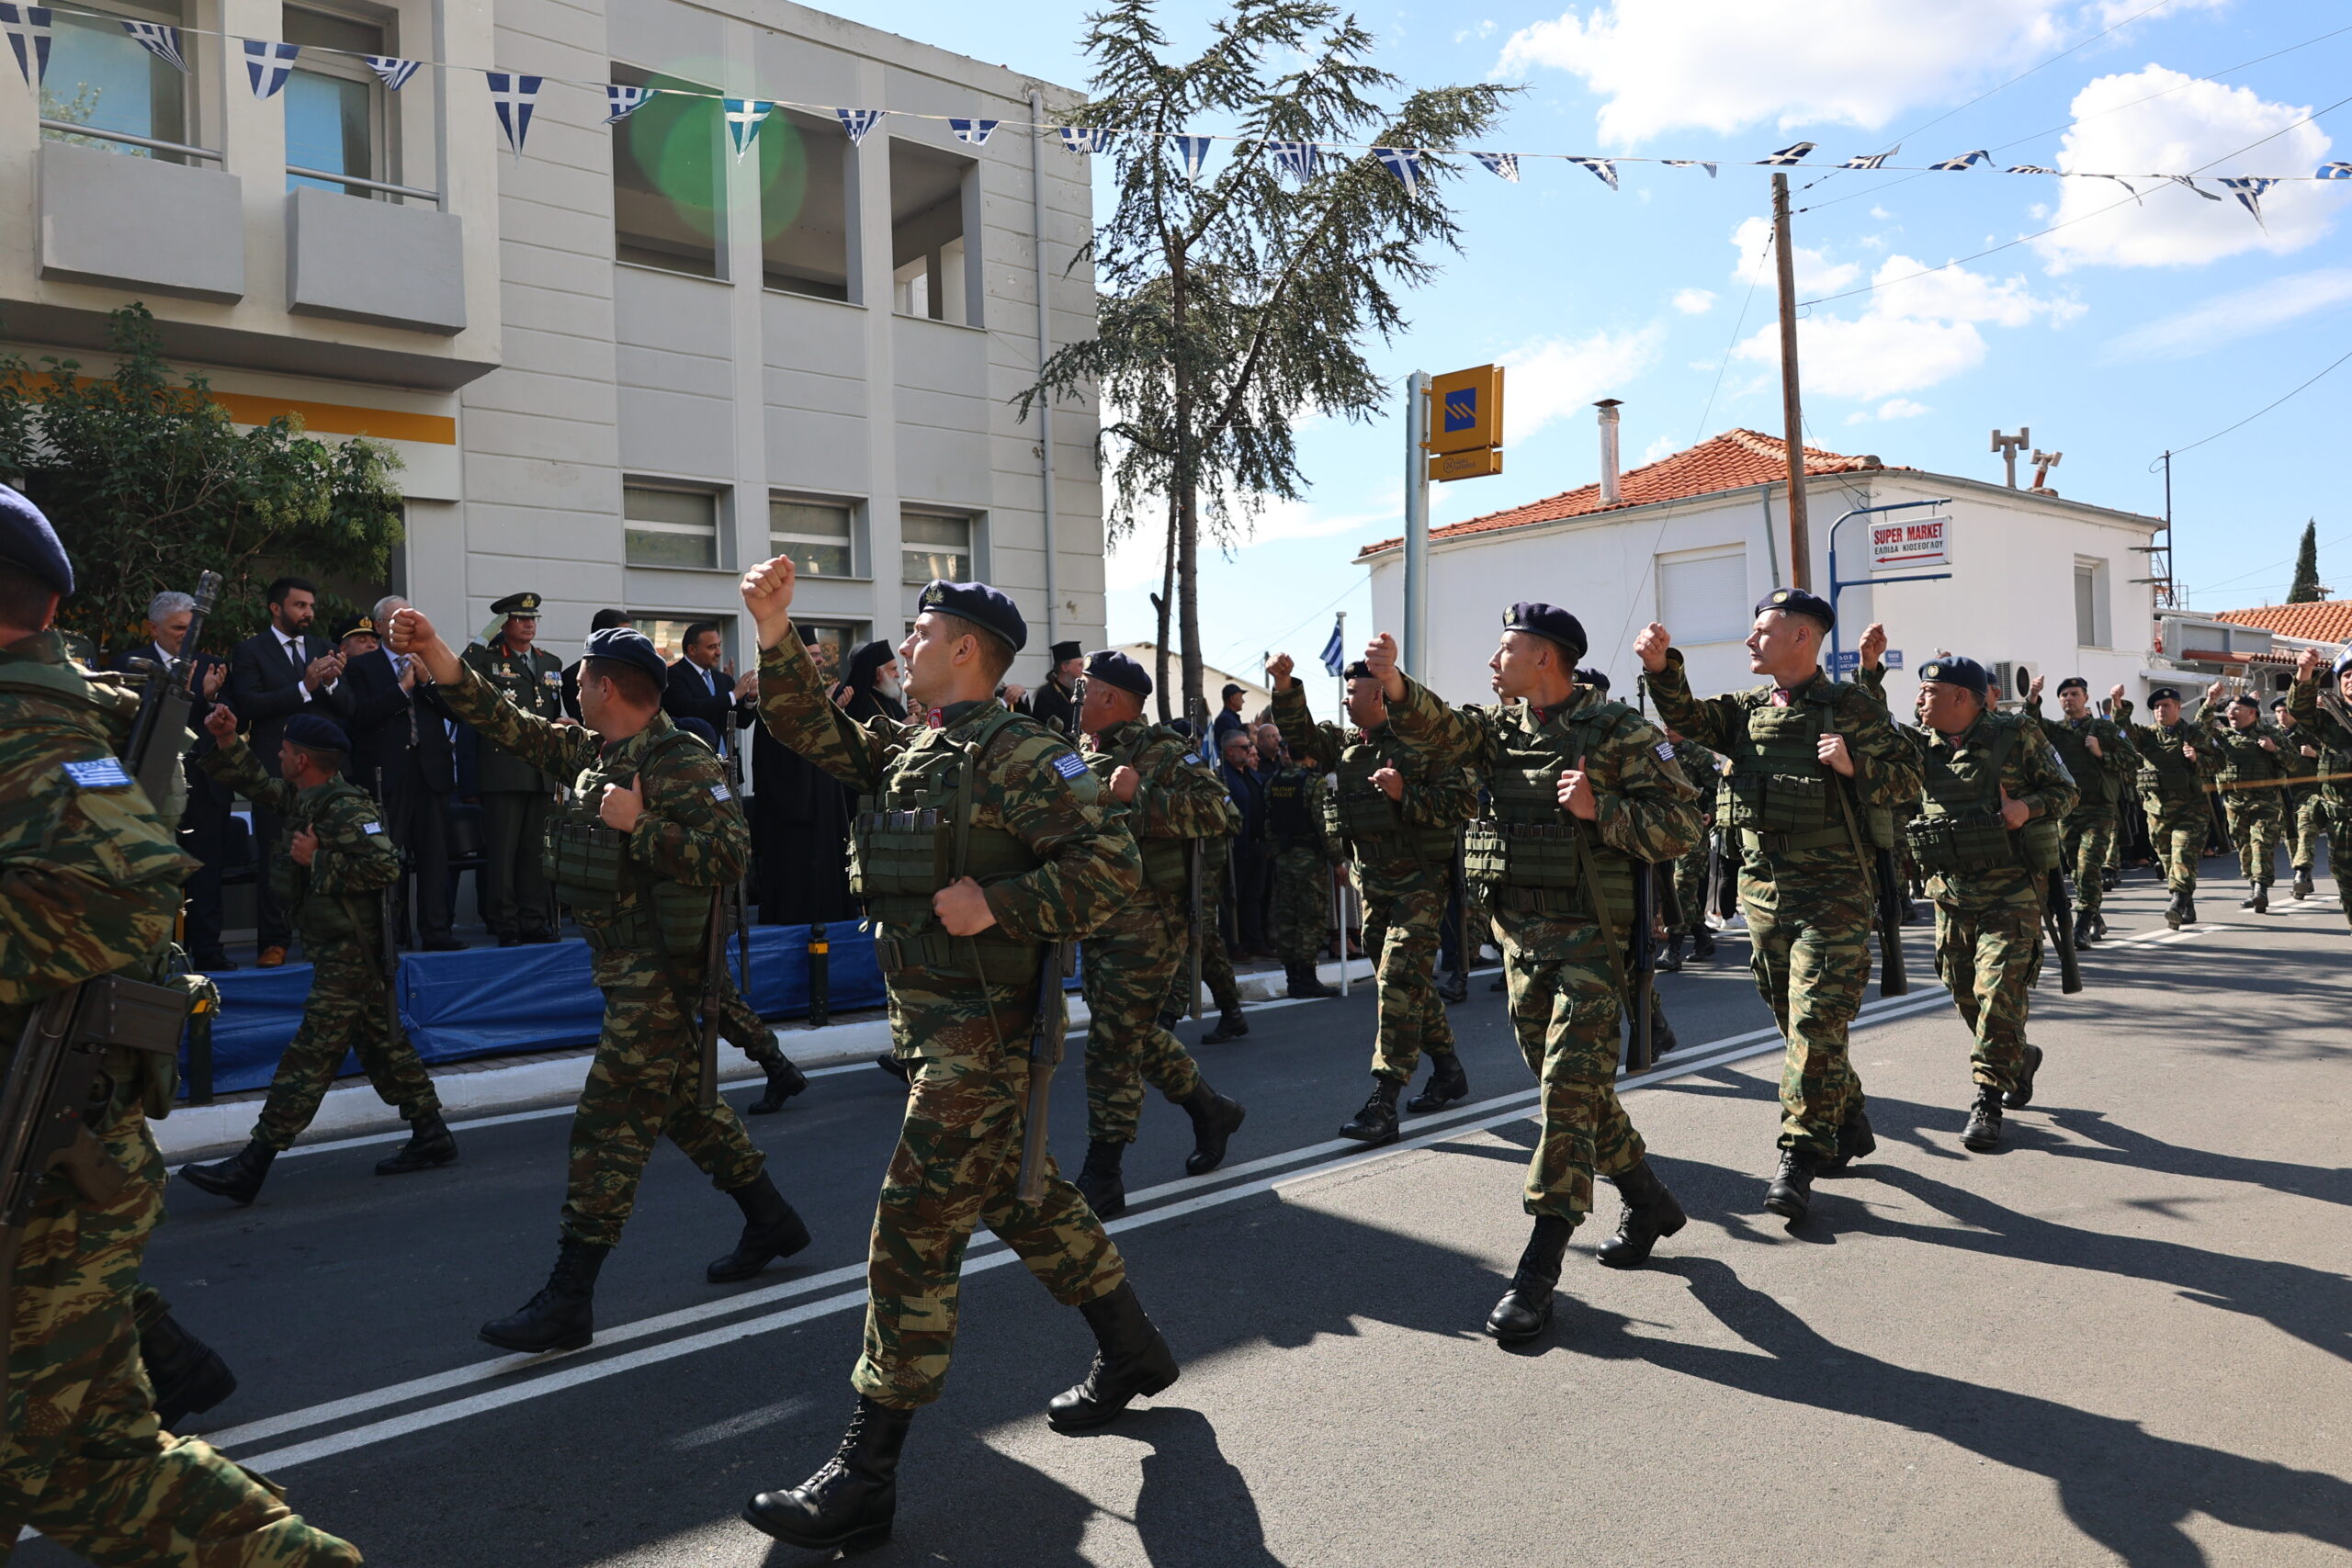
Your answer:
[1366,632,1494,772]
[1637,622,1746,748]
[388,607,598,782]
[741,556,909,794]
[197,704,300,817]
[1268,653,1350,772]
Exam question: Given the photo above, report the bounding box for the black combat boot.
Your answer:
[707,1173,812,1283]
[876,1052,913,1085]
[1646,994,1679,1059]
[1901,897,1926,927]
[1202,1008,1249,1044]
[2183,894,2198,925]
[1437,971,1470,1004]
[1657,934,1684,973]
[1815,1108,1876,1176]
[1405,1051,1470,1114]
[1961,1086,2004,1152]
[2246,883,2270,914]
[374,1111,458,1176]
[1179,1082,1246,1175]
[749,1055,808,1114]
[178,1139,277,1205]
[1075,1139,1126,1218]
[2165,889,2188,930]
[2073,908,2098,947]
[480,1236,608,1353]
[1338,1078,1402,1145]
[1284,963,1337,999]
[2294,866,2314,900]
[1046,1281,1180,1429]
[1690,926,1717,960]
[1595,1158,1686,1269]
[1763,1145,1818,1222]
[140,1311,237,1429]
[1484,1215,1575,1345]
[2002,1044,2044,1111]
[743,1394,913,1552]
[2090,909,2109,940]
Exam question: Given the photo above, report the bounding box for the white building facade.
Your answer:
[2,0,1103,679]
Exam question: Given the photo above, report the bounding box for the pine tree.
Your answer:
[2286,519,2328,603]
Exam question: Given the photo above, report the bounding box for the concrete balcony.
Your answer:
[38,141,245,302]
[287,186,466,336]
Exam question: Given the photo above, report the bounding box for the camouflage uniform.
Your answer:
[2116,699,2217,898]
[0,630,358,1563]
[437,665,763,1249]
[2202,714,2286,888]
[1651,654,1921,1157]
[1384,675,1702,1221]
[1667,738,1722,939]
[2023,698,2139,919]
[2274,718,2324,874]
[754,632,1138,1408]
[1263,764,1331,970]
[1163,843,1242,1019]
[2284,675,2352,926]
[200,736,432,1148]
[1080,718,1236,1145]
[1272,684,1475,1083]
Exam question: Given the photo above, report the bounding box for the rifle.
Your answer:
[1870,845,1912,998]
[2041,870,2084,995]
[379,882,409,1053]
[695,890,725,1110]
[1628,862,1658,1073]
[1185,836,1204,1022]
[121,570,222,816]
[1015,941,1073,1203]
[723,735,752,1003]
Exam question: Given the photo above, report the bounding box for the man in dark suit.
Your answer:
[662,620,757,737]
[343,596,464,952]
[225,574,352,964]
[112,589,237,969]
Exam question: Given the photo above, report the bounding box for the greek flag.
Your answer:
[0,4,51,89]
[724,97,774,159]
[836,108,883,143]
[2220,176,2278,224]
[1838,146,1896,170]
[2006,164,2058,175]
[1058,125,1113,155]
[2170,175,2223,202]
[1566,155,1617,190]
[1373,146,1427,195]
[243,39,299,99]
[119,18,185,71]
[1473,151,1518,182]
[1756,141,1814,165]
[486,71,541,154]
[1173,134,1214,181]
[1929,149,1989,171]
[1318,620,1346,678]
[950,117,997,145]
[2321,162,2352,180]
[1269,140,1320,179]
[604,84,659,124]
[364,54,420,91]
[1662,159,1717,177]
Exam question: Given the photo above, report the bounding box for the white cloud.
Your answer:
[1640,433,1681,463]
[1672,288,1718,315]
[1453,19,1496,43]
[2105,268,2352,361]
[1497,324,1668,437]
[1847,398,1933,423]
[1735,254,2079,401]
[1731,215,1857,294]
[2035,66,2335,271]
[1102,494,1396,591]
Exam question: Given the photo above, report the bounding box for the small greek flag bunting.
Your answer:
[604,84,659,124]
[949,117,997,145]
[1373,146,1426,195]
[1173,134,1214,181]
[1838,146,1896,170]
[2317,162,2352,180]
[364,55,420,91]
[2006,164,2058,175]
[2171,175,2223,202]
[243,39,299,99]
[0,4,51,89]
[1269,140,1320,179]
[2220,176,2278,224]
[1930,149,1989,171]
[724,97,773,158]
[1662,159,1717,177]
[837,108,883,144]
[486,72,541,154]
[1566,155,1618,190]
[1057,125,1113,156]
[119,18,185,71]
[1473,151,1518,182]
[1756,141,1813,165]
[1318,620,1347,678]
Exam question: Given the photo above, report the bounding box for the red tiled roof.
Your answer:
[2213,602,2352,644]
[1358,428,1893,558]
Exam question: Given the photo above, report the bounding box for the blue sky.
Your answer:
[867,0,2349,673]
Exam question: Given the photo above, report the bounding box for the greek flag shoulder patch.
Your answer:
[62,758,133,790]
[362,821,385,835]
[1655,741,1677,763]
[1050,750,1089,781]
[711,783,733,802]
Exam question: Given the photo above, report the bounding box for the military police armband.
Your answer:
[62,757,134,790]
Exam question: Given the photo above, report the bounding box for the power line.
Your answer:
[2167,343,2352,460]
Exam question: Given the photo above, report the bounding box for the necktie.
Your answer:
[285,635,304,673]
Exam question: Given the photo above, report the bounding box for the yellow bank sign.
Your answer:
[1426,364,1503,480]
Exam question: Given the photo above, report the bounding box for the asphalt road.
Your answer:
[45,863,2350,1567]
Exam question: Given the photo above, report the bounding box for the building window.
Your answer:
[902,510,974,585]
[1657,547,1749,644]
[760,109,851,301]
[624,483,723,570]
[283,6,389,199]
[2075,558,2111,649]
[795,621,865,682]
[40,0,190,158]
[771,496,857,578]
[633,616,718,667]
[613,64,721,278]
[889,140,974,325]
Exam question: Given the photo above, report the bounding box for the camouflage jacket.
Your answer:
[1270,681,1476,895]
[2285,676,2352,812]
[1669,737,1724,823]
[1083,717,1238,844]
[1892,707,2078,911]
[2199,715,2288,794]
[459,638,564,794]
[2114,698,2218,805]
[201,734,400,941]
[2271,719,2322,799]
[2023,698,2141,817]
[755,630,1139,951]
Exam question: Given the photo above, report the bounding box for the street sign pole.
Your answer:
[1403,369,1430,680]
[1825,497,1955,669]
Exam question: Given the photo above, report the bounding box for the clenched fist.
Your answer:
[1267,652,1295,690]
[1634,623,1670,673]
[599,774,644,832]
[741,555,799,648]
[1109,764,1140,804]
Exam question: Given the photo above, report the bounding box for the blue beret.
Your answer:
[285,714,351,753]
[1577,666,1611,694]
[1757,587,1835,630]
[2228,691,2259,710]
[1917,656,1989,699]
[2056,676,2087,694]
[916,580,1026,654]
[1085,649,1151,697]
[1502,603,1588,661]
[674,716,720,749]
[2148,685,2182,704]
[582,626,668,684]
[0,485,72,595]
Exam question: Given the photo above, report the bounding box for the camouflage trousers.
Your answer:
[1740,857,1871,1157]
[854,976,1126,1408]
[1932,897,2041,1094]
[718,974,783,1067]
[0,1091,358,1565]
[1670,834,1713,937]
[1268,844,1330,967]
[1164,858,1240,1017]
[1082,895,1203,1145]
[2062,814,2117,914]
[2144,795,2209,893]
[1493,907,1646,1224]
[2288,792,2326,870]
[1361,871,1453,1081]
[561,954,765,1248]
[2223,795,2282,886]
[254,939,439,1151]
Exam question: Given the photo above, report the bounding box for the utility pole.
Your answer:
[1771,174,1811,590]
[1402,369,1431,678]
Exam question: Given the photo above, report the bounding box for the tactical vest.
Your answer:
[541,726,725,958]
[2207,722,2282,785]
[266,777,383,940]
[1090,724,1195,894]
[1324,745,1455,863]
[849,706,1054,979]
[2134,722,2203,802]
[1265,767,1319,848]
[2045,716,2117,809]
[1717,689,1894,858]
[1461,700,1638,923]
[1905,714,2062,875]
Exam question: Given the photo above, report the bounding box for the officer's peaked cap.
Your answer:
[917,580,1026,653]
[0,484,72,595]
[1085,649,1151,697]
[491,591,542,616]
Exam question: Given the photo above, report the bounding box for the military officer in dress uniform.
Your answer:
[461,592,563,944]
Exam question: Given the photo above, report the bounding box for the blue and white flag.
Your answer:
[1566,155,1617,190]
[837,107,883,144]
[1930,149,1989,170]
[949,117,997,145]
[2219,175,2278,224]
[724,97,774,159]
[1173,133,1215,181]
[2317,162,2352,180]
[1473,150,1518,182]
[2170,175,2223,201]
[1318,620,1346,678]
[243,39,299,99]
[1058,125,1113,156]
[604,84,659,123]
[1373,146,1426,195]
[1662,159,1718,176]
[486,71,541,154]
[1756,141,1813,165]
[1838,146,1896,170]
[0,4,51,89]
[119,18,185,71]
[1269,140,1320,180]
[364,54,420,91]
[2006,164,2058,175]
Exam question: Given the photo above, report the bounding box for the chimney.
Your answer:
[1595,399,1623,503]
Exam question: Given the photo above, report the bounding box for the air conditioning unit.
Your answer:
[1991,660,2038,705]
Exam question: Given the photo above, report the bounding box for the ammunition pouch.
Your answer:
[871,927,1044,983]
[1464,818,1635,920]
[1136,835,1192,894]
[546,818,714,957]
[73,975,194,1122]
[1904,812,2061,874]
